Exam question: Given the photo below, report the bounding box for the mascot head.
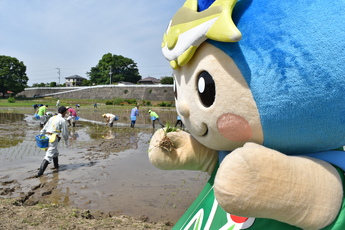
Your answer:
[163,0,345,154]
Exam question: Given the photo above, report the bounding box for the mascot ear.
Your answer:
[198,0,215,11]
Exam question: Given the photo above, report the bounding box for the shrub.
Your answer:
[120,102,129,106]
[158,101,174,107]
[8,97,15,103]
[113,98,125,105]
[105,100,113,105]
[125,98,137,104]
[160,76,174,84]
[158,101,168,107]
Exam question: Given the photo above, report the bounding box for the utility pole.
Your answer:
[56,68,60,86]
[109,66,112,85]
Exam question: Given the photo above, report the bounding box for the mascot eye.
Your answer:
[173,80,177,100]
[197,71,215,107]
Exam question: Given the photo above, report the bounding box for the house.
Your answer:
[117,81,135,86]
[137,77,160,85]
[65,75,87,87]
[0,91,13,97]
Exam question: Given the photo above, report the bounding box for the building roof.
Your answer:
[138,77,160,83]
[0,91,13,95]
[118,81,135,85]
[65,75,87,80]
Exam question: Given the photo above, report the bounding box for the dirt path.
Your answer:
[0,198,173,229]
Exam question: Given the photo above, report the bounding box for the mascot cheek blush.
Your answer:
[149,0,345,229]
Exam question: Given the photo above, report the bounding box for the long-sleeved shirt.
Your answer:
[68,108,77,117]
[40,113,69,142]
[104,113,116,119]
[103,113,117,123]
[131,107,139,117]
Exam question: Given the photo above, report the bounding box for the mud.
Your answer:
[0,107,209,225]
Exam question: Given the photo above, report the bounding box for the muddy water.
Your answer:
[76,106,179,128]
[0,107,209,223]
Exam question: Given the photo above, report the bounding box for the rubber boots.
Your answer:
[53,157,59,169]
[67,120,71,127]
[37,159,49,177]
[72,122,76,127]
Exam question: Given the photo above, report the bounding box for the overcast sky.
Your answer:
[0,0,182,86]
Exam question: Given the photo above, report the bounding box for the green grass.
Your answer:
[0,98,174,109]
[0,98,109,107]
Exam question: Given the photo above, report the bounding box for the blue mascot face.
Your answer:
[163,0,345,154]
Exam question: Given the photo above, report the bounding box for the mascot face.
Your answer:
[164,0,345,154]
[173,42,263,150]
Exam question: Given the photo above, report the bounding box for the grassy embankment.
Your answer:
[0,97,174,110]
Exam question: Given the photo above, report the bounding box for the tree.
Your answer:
[0,55,28,97]
[160,76,174,84]
[81,79,92,86]
[32,83,46,87]
[88,53,141,85]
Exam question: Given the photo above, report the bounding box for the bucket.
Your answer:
[151,117,156,121]
[75,116,80,121]
[34,113,40,120]
[35,135,49,148]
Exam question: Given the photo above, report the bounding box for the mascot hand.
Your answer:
[214,142,343,230]
[148,129,218,175]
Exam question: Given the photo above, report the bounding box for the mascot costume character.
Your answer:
[149,0,345,229]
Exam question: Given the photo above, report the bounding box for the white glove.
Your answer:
[148,129,218,175]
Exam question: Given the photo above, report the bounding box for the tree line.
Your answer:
[0,53,173,97]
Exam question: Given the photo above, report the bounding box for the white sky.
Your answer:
[0,0,182,86]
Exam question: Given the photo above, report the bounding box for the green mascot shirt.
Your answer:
[173,166,345,230]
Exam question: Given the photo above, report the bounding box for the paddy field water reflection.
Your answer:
[0,106,208,223]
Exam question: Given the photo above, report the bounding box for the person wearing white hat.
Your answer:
[102,113,118,127]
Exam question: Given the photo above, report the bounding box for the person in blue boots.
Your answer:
[130,105,139,128]
[148,110,164,129]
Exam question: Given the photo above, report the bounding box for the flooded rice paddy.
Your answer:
[0,105,209,223]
